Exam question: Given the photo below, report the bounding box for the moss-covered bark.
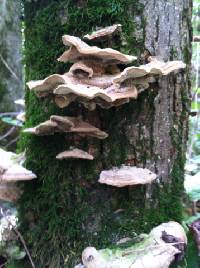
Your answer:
[16,0,192,267]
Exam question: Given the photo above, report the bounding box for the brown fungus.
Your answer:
[23,115,108,139]
[113,58,186,86]
[53,74,138,108]
[0,149,37,182]
[84,24,122,41]
[57,35,136,64]
[69,61,94,78]
[27,74,68,97]
[98,165,157,187]
[56,148,94,160]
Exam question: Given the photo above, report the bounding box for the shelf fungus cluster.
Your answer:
[0,149,37,202]
[75,221,187,268]
[27,28,185,111]
[24,115,108,139]
[24,24,186,183]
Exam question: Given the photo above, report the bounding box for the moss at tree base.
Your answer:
[16,0,191,267]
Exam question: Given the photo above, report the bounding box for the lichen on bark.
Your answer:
[16,0,192,267]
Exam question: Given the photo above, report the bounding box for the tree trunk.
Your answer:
[18,0,192,267]
[0,0,23,112]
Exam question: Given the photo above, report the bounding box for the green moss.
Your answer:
[16,1,189,267]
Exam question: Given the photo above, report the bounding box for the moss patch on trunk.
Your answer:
[15,1,189,267]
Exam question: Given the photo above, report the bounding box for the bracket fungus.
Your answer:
[0,149,36,202]
[75,221,187,268]
[56,148,94,160]
[24,115,108,139]
[28,71,138,109]
[27,32,185,111]
[98,165,157,187]
[27,74,68,97]
[113,58,186,87]
[53,78,138,109]
[57,35,136,64]
[84,24,122,41]
[0,149,36,182]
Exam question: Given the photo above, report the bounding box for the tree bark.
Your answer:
[18,0,192,267]
[0,0,23,112]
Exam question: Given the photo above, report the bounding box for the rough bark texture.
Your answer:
[17,1,192,267]
[0,0,23,112]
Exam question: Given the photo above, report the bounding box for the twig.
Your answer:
[0,54,20,82]
[0,126,16,142]
[192,87,199,102]
[5,136,19,149]
[12,227,35,268]
[0,209,35,268]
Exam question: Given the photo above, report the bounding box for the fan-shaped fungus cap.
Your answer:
[54,80,137,104]
[23,116,108,139]
[50,115,75,131]
[57,35,136,64]
[99,165,157,187]
[27,74,67,96]
[113,59,186,85]
[27,72,137,109]
[1,165,37,182]
[0,149,37,183]
[84,24,122,41]
[56,148,94,160]
[23,120,58,135]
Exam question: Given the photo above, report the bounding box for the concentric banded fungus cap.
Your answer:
[23,116,108,139]
[54,80,138,105]
[0,182,23,202]
[99,165,157,187]
[84,24,122,41]
[27,74,68,96]
[57,35,136,64]
[56,148,94,160]
[113,58,186,85]
[27,72,138,109]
